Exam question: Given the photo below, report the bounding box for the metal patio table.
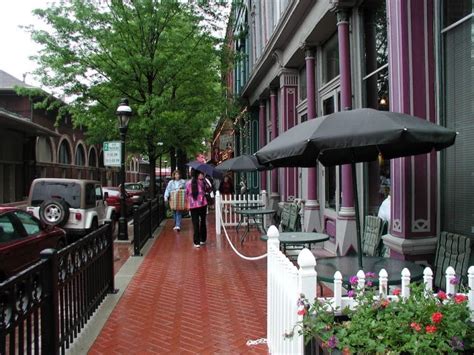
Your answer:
[261,232,329,254]
[315,256,425,287]
[235,208,276,244]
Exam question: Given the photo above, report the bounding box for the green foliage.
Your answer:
[21,0,228,157]
[290,282,473,354]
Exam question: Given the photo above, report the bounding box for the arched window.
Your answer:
[37,137,53,162]
[99,151,104,167]
[58,140,71,164]
[75,144,86,166]
[89,147,97,167]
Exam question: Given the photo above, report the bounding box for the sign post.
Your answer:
[103,141,122,167]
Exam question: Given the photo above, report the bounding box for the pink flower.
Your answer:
[437,290,447,300]
[392,288,401,296]
[431,312,443,324]
[347,290,355,298]
[380,299,390,308]
[349,276,358,285]
[366,272,376,278]
[366,281,373,287]
[410,322,422,332]
[426,325,437,333]
[454,294,468,304]
[297,307,306,316]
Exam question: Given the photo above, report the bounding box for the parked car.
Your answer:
[103,187,134,218]
[123,183,146,205]
[26,178,116,240]
[142,176,167,195]
[0,207,67,280]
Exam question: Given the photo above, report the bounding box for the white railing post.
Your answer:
[401,268,411,299]
[445,266,456,295]
[334,271,342,310]
[468,266,474,322]
[423,267,433,296]
[267,225,280,354]
[297,248,317,301]
[215,191,221,236]
[357,270,366,291]
[379,269,388,298]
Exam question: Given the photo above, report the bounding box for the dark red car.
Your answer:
[103,187,134,218]
[0,207,66,280]
[123,183,146,205]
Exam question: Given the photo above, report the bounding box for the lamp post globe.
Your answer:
[116,98,132,240]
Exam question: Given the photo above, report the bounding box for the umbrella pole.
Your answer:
[351,162,363,268]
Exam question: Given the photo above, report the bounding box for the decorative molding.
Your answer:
[382,234,437,256]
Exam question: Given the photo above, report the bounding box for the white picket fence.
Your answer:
[266,225,474,355]
[215,190,268,235]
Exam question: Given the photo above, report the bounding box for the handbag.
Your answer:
[205,191,215,206]
[169,189,187,211]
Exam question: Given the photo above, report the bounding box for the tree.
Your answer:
[22,0,227,196]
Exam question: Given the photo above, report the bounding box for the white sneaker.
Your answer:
[176,227,181,231]
[200,241,206,245]
[173,226,178,230]
[193,244,200,248]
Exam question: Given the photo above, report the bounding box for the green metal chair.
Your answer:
[287,203,301,232]
[362,216,386,257]
[279,203,291,232]
[433,231,472,290]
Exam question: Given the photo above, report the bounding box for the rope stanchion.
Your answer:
[218,205,267,261]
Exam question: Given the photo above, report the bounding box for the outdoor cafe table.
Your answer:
[261,232,329,254]
[315,256,425,287]
[235,208,276,244]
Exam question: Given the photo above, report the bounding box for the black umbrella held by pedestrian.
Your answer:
[186,160,223,179]
[255,108,457,267]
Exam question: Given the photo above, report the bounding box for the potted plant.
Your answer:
[287,275,473,354]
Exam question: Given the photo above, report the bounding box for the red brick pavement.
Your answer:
[89,213,270,354]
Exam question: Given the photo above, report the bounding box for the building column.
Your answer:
[382,0,438,261]
[279,69,299,202]
[304,47,322,232]
[269,88,280,209]
[259,100,267,191]
[335,9,357,255]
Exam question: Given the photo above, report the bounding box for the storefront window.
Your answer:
[323,96,336,209]
[299,66,307,101]
[322,34,339,84]
[441,1,473,236]
[362,0,390,217]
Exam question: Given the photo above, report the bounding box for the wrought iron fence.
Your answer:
[0,223,115,355]
[133,195,165,256]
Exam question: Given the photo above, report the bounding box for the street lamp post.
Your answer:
[116,98,132,240]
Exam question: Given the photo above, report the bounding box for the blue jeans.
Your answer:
[173,210,182,228]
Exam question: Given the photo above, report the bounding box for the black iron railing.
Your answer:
[133,195,165,256]
[0,223,114,355]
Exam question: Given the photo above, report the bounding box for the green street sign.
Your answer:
[103,141,121,167]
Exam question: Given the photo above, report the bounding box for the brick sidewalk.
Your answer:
[89,213,269,354]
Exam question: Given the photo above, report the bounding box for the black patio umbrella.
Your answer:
[215,154,271,172]
[255,108,457,267]
[186,160,223,179]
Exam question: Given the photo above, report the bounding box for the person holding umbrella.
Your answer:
[185,168,212,247]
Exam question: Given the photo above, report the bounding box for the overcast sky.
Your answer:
[0,1,229,90]
[0,0,50,87]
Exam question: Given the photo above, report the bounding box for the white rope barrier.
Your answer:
[218,205,268,261]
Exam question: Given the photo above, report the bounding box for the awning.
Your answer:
[0,107,59,138]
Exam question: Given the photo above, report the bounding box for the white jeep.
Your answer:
[26,178,116,240]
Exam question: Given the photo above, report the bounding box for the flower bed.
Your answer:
[288,275,474,354]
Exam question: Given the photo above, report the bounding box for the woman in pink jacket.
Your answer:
[185,169,212,247]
